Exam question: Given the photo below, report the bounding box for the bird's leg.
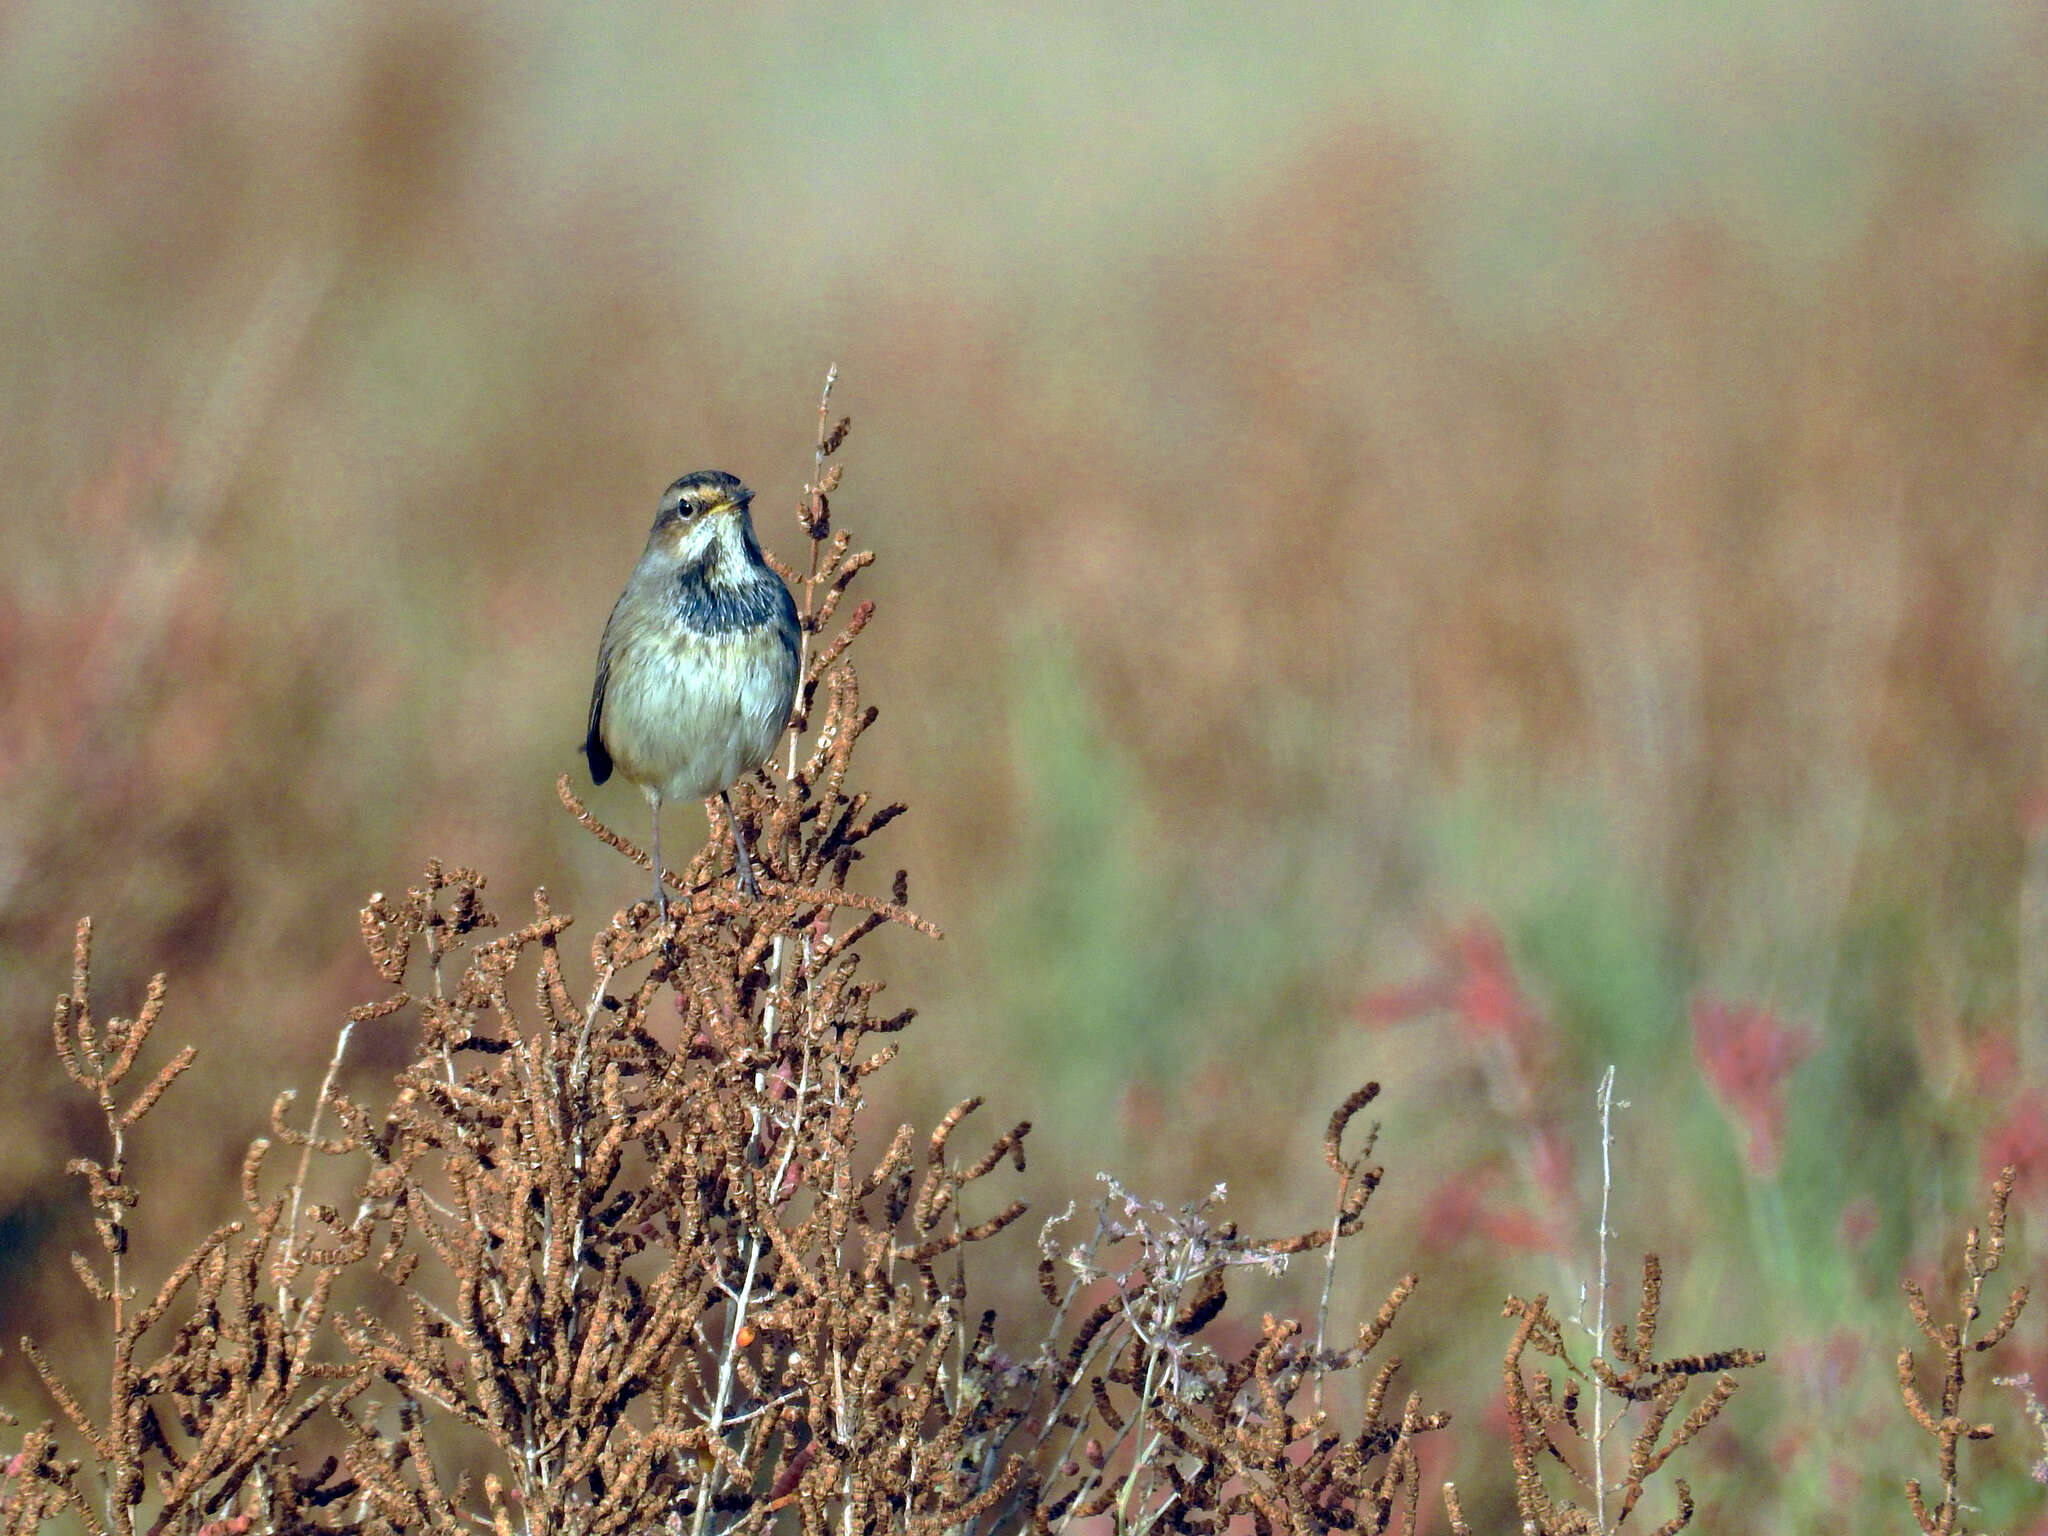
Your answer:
[648,788,669,939]
[721,790,762,898]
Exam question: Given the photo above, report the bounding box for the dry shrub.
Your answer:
[0,390,1760,1535]
[1488,1259,1764,1536]
[1899,1166,2032,1536]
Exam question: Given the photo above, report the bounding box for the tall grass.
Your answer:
[7,8,2048,1529]
[0,410,1787,1534]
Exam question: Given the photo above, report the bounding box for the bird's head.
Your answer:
[645,469,758,567]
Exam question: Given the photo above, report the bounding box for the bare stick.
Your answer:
[1592,1065,1617,1532]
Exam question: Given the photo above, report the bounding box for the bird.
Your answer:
[585,470,801,932]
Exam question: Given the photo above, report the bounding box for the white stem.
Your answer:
[278,1014,358,1323]
[1591,1065,1617,1533]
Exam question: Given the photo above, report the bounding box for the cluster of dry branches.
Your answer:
[53,376,2048,1534]
[1900,1165,2031,1536]
[1484,1259,1763,1536]
[0,385,1467,1536]
[1011,1085,1446,1536]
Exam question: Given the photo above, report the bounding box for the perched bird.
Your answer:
[585,471,800,926]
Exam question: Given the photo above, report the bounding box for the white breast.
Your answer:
[601,626,798,803]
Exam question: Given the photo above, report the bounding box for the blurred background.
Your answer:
[6,1,2048,1528]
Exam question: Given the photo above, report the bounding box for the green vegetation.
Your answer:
[6,4,2048,1527]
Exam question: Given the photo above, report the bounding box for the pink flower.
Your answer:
[1419,1164,1566,1254]
[1690,995,1816,1177]
[1358,919,1544,1052]
[1983,1093,2048,1198]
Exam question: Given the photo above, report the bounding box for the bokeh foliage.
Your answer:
[6,4,2048,1529]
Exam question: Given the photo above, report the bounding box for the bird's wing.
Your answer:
[772,578,801,670]
[584,616,617,785]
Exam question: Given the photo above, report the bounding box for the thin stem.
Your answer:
[1591,1064,1616,1533]
[693,1038,813,1536]
[756,364,837,1132]
[278,1014,359,1324]
[104,1103,127,1536]
[1312,1166,1350,1412]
